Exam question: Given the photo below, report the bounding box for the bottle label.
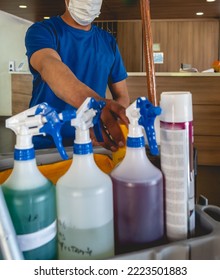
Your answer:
[17,220,57,252]
[58,220,114,259]
[160,121,195,240]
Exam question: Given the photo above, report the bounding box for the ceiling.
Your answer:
[0,0,219,23]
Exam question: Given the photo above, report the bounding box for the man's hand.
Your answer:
[96,100,129,151]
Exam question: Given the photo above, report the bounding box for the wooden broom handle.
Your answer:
[140,0,157,106]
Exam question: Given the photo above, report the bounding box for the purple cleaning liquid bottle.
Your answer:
[111,97,165,255]
[160,92,195,241]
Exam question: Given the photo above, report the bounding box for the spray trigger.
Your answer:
[90,98,105,142]
[137,97,161,156]
[36,103,76,160]
[71,98,105,143]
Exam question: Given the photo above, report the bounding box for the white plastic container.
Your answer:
[160,91,195,241]
[111,97,164,254]
[1,104,63,259]
[56,98,114,260]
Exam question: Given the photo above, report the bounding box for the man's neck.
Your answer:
[61,11,91,31]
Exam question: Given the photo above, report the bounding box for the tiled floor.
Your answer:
[0,117,15,154]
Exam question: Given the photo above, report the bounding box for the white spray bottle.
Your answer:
[56,97,114,260]
[1,103,72,259]
[110,97,164,255]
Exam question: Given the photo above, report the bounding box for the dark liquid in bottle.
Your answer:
[111,177,165,255]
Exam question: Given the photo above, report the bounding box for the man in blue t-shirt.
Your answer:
[25,0,130,150]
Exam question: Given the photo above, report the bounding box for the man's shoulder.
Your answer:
[28,16,61,31]
[93,25,116,42]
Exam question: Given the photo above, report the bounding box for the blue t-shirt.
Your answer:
[25,16,127,110]
[25,16,127,146]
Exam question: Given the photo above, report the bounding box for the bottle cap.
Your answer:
[14,148,35,161]
[160,92,193,123]
[71,98,105,155]
[74,143,93,155]
[127,136,145,148]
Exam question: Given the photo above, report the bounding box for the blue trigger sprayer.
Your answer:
[110,97,165,254]
[56,97,114,260]
[1,103,73,260]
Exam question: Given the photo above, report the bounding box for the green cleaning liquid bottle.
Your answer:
[1,103,70,260]
[111,97,165,255]
[56,98,114,260]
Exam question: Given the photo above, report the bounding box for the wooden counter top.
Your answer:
[10,71,220,77]
[128,72,220,77]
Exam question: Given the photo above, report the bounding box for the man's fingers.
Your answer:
[101,107,126,149]
[106,100,129,126]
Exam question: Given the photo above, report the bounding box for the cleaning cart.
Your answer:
[1,145,220,260]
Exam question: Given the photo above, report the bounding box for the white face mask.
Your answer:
[66,0,103,26]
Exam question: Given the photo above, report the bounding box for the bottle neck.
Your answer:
[124,146,150,163]
[13,158,40,173]
[14,147,35,161]
[127,136,145,148]
[15,135,33,150]
[73,142,93,155]
[13,147,41,176]
[75,129,90,144]
[5,151,48,190]
[124,136,150,162]
[71,153,97,170]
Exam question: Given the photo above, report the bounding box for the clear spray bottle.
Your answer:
[110,97,164,255]
[56,97,114,260]
[1,103,71,260]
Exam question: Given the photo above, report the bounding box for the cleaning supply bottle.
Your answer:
[1,103,71,260]
[110,97,164,255]
[160,91,195,241]
[56,97,114,260]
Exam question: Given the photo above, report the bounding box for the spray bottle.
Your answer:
[160,91,195,241]
[56,97,114,260]
[110,97,164,255]
[1,103,72,260]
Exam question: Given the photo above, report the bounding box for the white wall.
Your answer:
[0,11,32,116]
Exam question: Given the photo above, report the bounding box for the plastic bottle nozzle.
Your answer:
[6,103,76,160]
[90,98,105,142]
[71,98,105,143]
[126,97,161,156]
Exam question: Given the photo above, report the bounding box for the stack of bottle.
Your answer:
[0,95,195,260]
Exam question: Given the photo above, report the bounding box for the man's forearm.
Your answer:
[108,80,130,108]
[32,52,104,108]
